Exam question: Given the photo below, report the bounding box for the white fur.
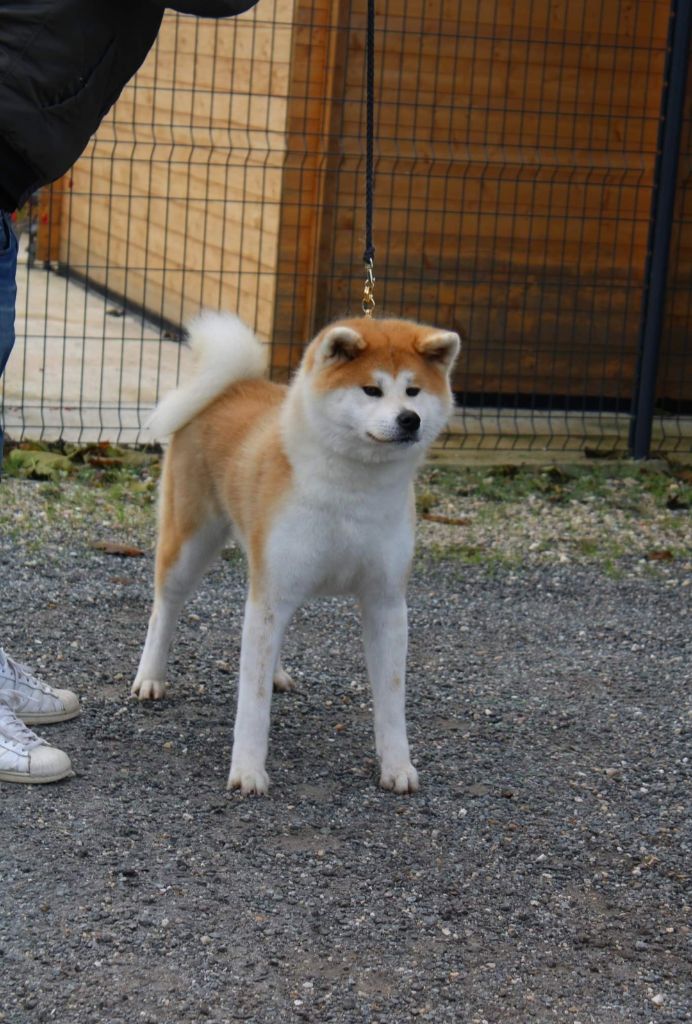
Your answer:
[134,317,460,796]
[147,312,267,440]
[223,372,428,794]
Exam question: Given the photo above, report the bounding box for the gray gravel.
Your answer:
[1,483,691,1024]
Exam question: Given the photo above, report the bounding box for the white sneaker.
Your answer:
[0,648,80,724]
[0,703,74,784]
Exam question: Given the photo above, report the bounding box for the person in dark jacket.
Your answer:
[0,0,259,784]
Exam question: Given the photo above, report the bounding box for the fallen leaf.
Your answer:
[79,443,156,469]
[646,549,674,561]
[421,513,471,526]
[92,540,146,558]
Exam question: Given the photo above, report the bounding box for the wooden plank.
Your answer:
[59,0,683,405]
[307,0,669,396]
[36,179,67,264]
[61,5,297,342]
[271,0,350,357]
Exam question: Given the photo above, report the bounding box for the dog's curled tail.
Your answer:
[147,312,267,439]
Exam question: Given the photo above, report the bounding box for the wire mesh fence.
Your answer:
[2,0,690,457]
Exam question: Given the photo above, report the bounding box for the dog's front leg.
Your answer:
[228,596,292,795]
[360,594,419,794]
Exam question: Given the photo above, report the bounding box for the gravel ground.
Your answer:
[1,471,690,1024]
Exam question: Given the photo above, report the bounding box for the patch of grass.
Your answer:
[6,444,688,513]
[415,488,438,515]
[220,546,245,566]
[600,557,626,581]
[419,541,516,571]
[417,460,692,514]
[3,446,689,575]
[3,443,161,536]
[575,537,600,557]
[415,459,691,571]
[3,439,161,489]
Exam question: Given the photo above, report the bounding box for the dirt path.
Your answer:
[1,474,689,1022]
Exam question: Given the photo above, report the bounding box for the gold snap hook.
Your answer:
[362,260,376,317]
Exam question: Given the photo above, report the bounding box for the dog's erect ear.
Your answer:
[416,330,461,372]
[317,325,366,364]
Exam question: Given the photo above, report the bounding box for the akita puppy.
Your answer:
[133,313,460,795]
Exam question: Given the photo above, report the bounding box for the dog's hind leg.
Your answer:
[133,516,229,700]
[133,515,228,700]
[133,454,229,699]
[273,656,296,692]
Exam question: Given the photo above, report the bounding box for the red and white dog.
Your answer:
[133,313,460,795]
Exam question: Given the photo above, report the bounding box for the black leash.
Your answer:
[361,0,376,317]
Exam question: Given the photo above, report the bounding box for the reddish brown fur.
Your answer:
[305,318,453,396]
[155,318,454,600]
[155,379,291,595]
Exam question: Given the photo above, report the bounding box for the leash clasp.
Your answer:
[362,259,376,317]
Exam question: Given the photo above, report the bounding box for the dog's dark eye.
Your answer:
[406,387,420,397]
[362,386,383,398]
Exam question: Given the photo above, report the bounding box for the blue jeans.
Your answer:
[0,210,18,470]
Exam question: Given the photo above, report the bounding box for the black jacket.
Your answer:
[0,0,258,211]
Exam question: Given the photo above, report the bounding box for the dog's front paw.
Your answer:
[380,762,419,794]
[227,763,270,796]
[131,677,168,701]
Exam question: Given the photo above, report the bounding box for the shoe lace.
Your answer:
[0,703,44,748]
[0,648,53,695]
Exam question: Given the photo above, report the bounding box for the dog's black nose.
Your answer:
[397,409,421,434]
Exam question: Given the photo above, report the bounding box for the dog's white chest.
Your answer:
[268,486,414,600]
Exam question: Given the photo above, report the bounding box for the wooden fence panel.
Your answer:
[45,0,683,407]
[58,4,295,340]
[291,0,671,399]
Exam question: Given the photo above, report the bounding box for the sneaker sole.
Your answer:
[18,707,81,726]
[0,767,75,784]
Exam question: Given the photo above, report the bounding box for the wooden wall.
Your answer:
[268,0,350,375]
[49,0,685,404]
[59,3,296,339]
[275,0,672,399]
